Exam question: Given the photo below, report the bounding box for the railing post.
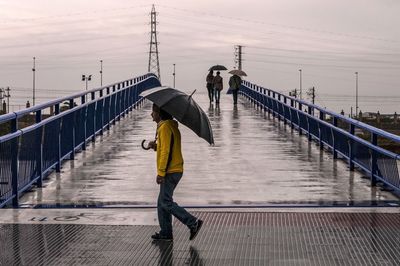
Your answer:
[333,117,338,159]
[99,90,104,136]
[55,103,61,173]
[349,124,355,171]
[283,97,287,125]
[290,99,294,130]
[91,92,96,142]
[81,96,87,151]
[106,87,111,130]
[112,85,116,125]
[319,111,325,150]
[298,103,303,135]
[11,118,19,207]
[307,106,312,141]
[277,94,281,121]
[69,99,75,159]
[371,133,378,186]
[272,92,276,118]
[35,110,43,187]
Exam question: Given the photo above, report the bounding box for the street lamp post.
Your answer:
[82,74,92,90]
[100,60,103,87]
[32,57,36,106]
[298,69,303,100]
[355,71,359,119]
[173,63,176,87]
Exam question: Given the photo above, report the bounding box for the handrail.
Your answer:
[241,80,400,194]
[0,73,158,122]
[242,80,400,143]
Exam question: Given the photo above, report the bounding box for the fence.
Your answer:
[241,81,400,194]
[0,73,160,208]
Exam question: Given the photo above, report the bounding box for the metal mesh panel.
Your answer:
[308,117,319,138]
[377,153,400,188]
[282,105,291,121]
[290,108,299,126]
[103,96,110,125]
[298,112,308,130]
[333,130,350,157]
[18,129,40,188]
[60,112,74,158]
[110,94,116,121]
[0,139,13,205]
[116,92,121,117]
[42,119,60,172]
[86,102,96,139]
[319,122,333,147]
[95,99,104,132]
[353,142,371,171]
[74,107,86,148]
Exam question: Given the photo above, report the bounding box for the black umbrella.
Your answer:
[209,65,227,71]
[140,86,214,145]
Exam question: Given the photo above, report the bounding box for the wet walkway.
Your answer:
[17,91,400,207]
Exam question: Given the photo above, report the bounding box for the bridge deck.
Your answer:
[16,92,400,207]
[1,92,400,265]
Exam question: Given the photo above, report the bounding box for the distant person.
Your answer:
[26,100,31,108]
[213,71,223,104]
[147,104,203,242]
[228,74,242,105]
[206,70,214,103]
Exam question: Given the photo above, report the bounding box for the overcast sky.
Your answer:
[0,0,399,112]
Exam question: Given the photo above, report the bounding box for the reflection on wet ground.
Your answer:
[19,92,399,207]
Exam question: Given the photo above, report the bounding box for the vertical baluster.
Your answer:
[55,103,61,173]
[35,110,43,187]
[319,111,325,150]
[307,106,312,141]
[81,96,87,150]
[11,117,19,207]
[371,133,377,186]
[349,124,355,171]
[333,117,338,159]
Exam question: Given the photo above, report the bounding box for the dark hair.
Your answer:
[216,71,220,75]
[153,104,173,120]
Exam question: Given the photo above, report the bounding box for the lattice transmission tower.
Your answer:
[148,4,161,81]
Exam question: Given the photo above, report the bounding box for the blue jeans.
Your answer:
[158,172,197,237]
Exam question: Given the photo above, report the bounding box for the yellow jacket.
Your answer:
[156,120,184,177]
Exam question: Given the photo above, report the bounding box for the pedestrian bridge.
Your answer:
[1,73,400,265]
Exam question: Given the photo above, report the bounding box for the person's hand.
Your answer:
[156,175,165,184]
[148,141,157,151]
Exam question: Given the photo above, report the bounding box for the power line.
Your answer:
[157,4,400,44]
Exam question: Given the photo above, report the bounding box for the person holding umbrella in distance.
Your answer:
[228,69,247,105]
[140,87,214,242]
[209,65,227,105]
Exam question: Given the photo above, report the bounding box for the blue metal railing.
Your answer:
[0,73,160,208]
[240,81,400,194]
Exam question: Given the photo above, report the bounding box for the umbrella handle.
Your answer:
[141,139,151,150]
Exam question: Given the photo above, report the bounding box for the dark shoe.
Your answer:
[189,219,203,240]
[151,232,173,242]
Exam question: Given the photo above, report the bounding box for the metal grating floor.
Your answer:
[1,211,400,265]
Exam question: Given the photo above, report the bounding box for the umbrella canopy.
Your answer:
[209,65,227,71]
[140,86,214,145]
[228,69,247,76]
